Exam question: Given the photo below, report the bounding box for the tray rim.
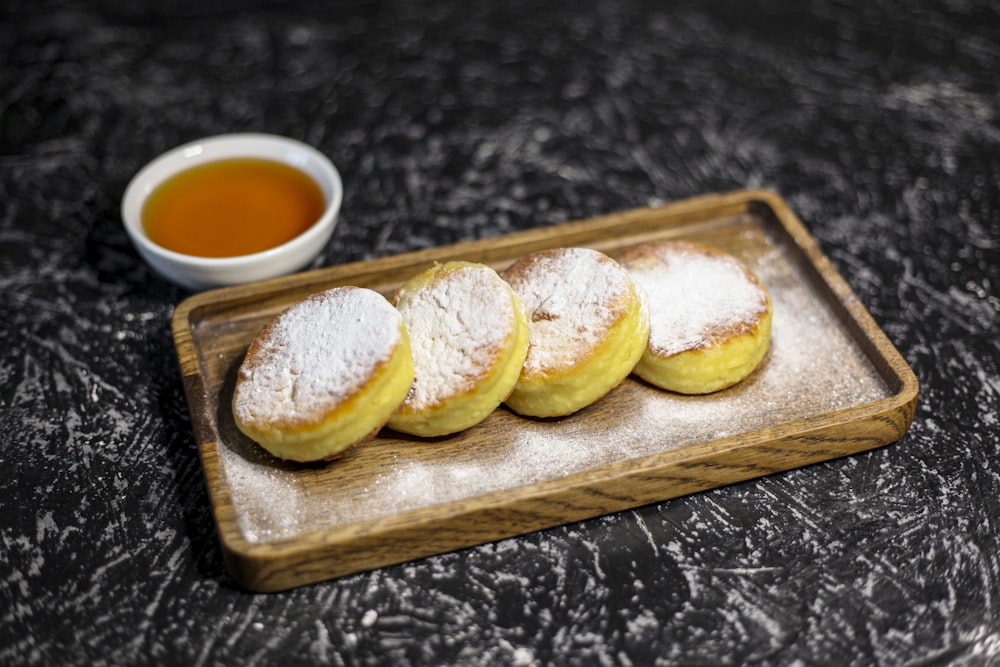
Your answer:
[171,189,920,591]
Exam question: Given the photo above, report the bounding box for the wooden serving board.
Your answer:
[171,190,918,592]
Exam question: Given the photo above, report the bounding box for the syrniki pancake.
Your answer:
[389,261,529,437]
[617,241,772,394]
[232,286,415,462]
[501,247,649,417]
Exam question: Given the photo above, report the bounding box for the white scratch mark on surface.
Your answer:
[631,511,659,556]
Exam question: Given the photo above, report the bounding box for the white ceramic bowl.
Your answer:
[121,133,342,291]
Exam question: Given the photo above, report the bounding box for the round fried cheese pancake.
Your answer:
[232,286,415,462]
[617,241,772,394]
[388,261,529,437]
[501,247,649,417]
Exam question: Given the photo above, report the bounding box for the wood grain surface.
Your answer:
[171,189,918,591]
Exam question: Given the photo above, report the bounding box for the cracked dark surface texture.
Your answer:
[2,0,999,664]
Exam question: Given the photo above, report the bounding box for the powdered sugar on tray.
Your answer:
[396,265,514,410]
[216,231,892,544]
[232,287,402,428]
[503,248,632,374]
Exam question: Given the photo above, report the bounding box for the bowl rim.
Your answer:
[120,132,343,269]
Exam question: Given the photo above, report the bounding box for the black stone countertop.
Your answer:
[3,0,999,664]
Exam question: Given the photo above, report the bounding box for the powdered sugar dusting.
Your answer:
[232,287,402,429]
[216,229,892,544]
[395,265,514,411]
[221,454,303,543]
[503,248,633,374]
[621,243,769,357]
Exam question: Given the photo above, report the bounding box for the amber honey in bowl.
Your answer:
[141,158,326,258]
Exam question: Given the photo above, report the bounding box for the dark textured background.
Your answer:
[2,0,999,664]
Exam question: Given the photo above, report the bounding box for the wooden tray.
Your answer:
[171,189,919,592]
